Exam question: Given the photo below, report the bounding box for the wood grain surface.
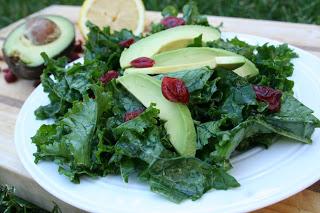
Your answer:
[0,5,320,213]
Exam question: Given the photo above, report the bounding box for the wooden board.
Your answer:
[0,5,320,213]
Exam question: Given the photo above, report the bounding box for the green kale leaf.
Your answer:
[207,38,298,93]
[266,93,320,142]
[85,22,139,66]
[113,105,168,164]
[147,157,239,203]
[32,86,113,182]
[151,1,211,33]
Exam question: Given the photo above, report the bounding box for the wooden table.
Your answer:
[0,5,320,213]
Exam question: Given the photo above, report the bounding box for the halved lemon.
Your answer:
[78,0,145,38]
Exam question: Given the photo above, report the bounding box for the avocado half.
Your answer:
[3,15,75,79]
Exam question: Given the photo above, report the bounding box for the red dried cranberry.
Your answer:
[4,69,17,83]
[88,90,95,99]
[253,85,282,112]
[124,109,145,122]
[74,40,83,53]
[68,52,80,61]
[160,16,185,29]
[161,77,189,104]
[119,38,135,48]
[3,68,10,73]
[100,70,119,84]
[130,57,155,68]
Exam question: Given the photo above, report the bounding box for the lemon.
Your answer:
[78,0,145,38]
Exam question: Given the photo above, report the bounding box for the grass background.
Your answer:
[0,0,319,29]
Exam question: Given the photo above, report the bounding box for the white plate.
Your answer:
[15,33,320,213]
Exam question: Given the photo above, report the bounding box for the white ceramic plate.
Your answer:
[15,33,320,213]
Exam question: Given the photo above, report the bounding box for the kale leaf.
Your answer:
[32,86,113,182]
[85,22,140,67]
[151,1,212,33]
[113,105,169,164]
[35,54,108,120]
[207,38,298,93]
[266,93,320,142]
[147,157,239,203]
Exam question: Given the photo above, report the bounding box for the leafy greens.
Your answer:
[31,2,320,204]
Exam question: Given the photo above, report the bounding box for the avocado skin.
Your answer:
[2,39,74,80]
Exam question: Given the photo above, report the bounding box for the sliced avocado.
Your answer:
[3,15,75,79]
[125,47,257,77]
[117,73,196,157]
[120,25,220,68]
[207,48,259,77]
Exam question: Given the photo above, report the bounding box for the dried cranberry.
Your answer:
[88,90,95,99]
[100,70,119,84]
[124,109,145,122]
[119,38,135,48]
[130,57,155,68]
[3,68,10,73]
[0,55,3,61]
[253,85,282,112]
[68,52,80,61]
[161,77,189,104]
[4,69,17,83]
[160,16,185,29]
[73,40,83,53]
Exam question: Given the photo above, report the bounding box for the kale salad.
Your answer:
[31,2,320,203]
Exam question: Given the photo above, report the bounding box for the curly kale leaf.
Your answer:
[147,157,239,203]
[207,38,298,92]
[151,1,211,33]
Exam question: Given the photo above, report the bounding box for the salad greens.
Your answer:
[208,38,298,92]
[151,1,210,33]
[31,1,320,203]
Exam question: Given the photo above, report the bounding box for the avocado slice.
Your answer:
[3,15,75,79]
[125,47,258,77]
[120,25,220,68]
[117,73,196,157]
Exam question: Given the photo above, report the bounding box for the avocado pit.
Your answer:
[24,17,61,45]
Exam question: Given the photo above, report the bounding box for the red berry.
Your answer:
[3,68,10,73]
[88,90,96,99]
[160,16,185,29]
[130,57,155,68]
[124,109,145,122]
[74,40,83,53]
[119,38,135,48]
[68,52,80,61]
[253,85,282,112]
[100,70,119,84]
[4,69,17,83]
[161,77,189,104]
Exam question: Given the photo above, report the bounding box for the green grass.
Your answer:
[0,0,319,29]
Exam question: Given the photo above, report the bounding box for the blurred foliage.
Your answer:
[0,0,319,28]
[144,0,320,25]
[0,0,82,28]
